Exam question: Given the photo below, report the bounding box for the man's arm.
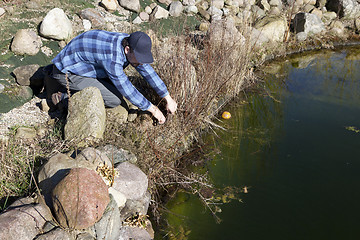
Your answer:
[105,61,168,123]
[136,64,177,114]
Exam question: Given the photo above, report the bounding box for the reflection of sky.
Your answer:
[284,50,360,108]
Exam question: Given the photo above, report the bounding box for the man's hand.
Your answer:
[164,95,177,114]
[148,104,166,124]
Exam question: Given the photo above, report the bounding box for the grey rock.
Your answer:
[139,12,150,21]
[329,19,345,35]
[257,0,270,11]
[293,12,325,35]
[34,227,72,240]
[211,0,225,9]
[0,83,4,93]
[100,0,118,13]
[75,147,113,169]
[14,127,37,140]
[108,188,127,208]
[250,27,270,47]
[0,203,52,240]
[11,29,42,56]
[94,195,121,240]
[119,0,140,12]
[0,7,5,17]
[12,64,42,86]
[269,0,282,7]
[198,6,211,20]
[112,162,148,200]
[252,5,266,19]
[150,5,169,20]
[182,0,196,5]
[42,221,58,233]
[208,18,244,46]
[79,8,106,29]
[17,86,33,100]
[97,145,137,165]
[118,226,152,240]
[120,191,151,221]
[76,232,96,240]
[254,15,288,42]
[303,4,315,13]
[169,1,183,17]
[133,16,142,24]
[159,0,173,5]
[65,87,106,147]
[207,6,223,18]
[106,104,128,125]
[25,1,40,9]
[40,8,73,40]
[185,5,198,14]
[326,0,360,19]
[296,31,308,41]
[323,11,337,22]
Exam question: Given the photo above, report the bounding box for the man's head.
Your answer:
[124,31,154,66]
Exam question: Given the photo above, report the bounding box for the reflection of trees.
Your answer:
[208,46,360,183]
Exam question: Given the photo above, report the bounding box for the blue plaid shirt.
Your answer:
[52,30,169,111]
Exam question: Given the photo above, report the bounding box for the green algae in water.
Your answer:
[161,47,360,240]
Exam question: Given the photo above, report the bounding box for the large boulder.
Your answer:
[112,162,148,200]
[10,29,42,56]
[38,153,93,207]
[94,195,121,240]
[39,8,73,40]
[254,15,288,42]
[293,12,325,35]
[52,168,110,229]
[0,202,52,240]
[64,87,106,147]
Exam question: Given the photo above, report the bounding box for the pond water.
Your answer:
[162,47,360,240]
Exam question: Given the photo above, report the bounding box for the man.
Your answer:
[48,30,177,124]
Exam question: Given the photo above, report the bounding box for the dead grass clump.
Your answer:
[0,122,71,210]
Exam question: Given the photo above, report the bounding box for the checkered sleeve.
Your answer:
[136,64,169,98]
[104,61,152,111]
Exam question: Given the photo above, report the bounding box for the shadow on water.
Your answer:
[160,46,360,240]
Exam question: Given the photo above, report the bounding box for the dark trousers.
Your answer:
[44,64,124,108]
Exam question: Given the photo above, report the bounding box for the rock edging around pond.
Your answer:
[0,145,154,240]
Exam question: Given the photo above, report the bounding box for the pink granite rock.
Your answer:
[52,168,110,229]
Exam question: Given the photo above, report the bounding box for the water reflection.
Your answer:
[161,46,360,240]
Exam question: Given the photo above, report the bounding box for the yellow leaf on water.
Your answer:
[345,126,360,133]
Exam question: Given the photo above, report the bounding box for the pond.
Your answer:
[161,46,360,240]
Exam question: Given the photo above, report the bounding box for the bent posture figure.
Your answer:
[48,30,177,124]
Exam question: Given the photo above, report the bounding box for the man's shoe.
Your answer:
[51,92,64,106]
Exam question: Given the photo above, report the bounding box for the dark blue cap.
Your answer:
[128,31,154,64]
